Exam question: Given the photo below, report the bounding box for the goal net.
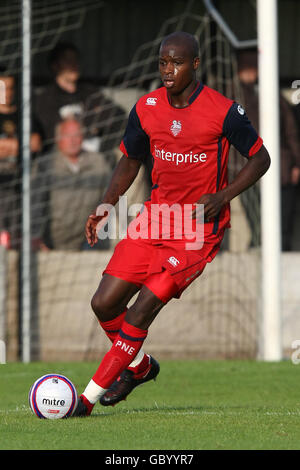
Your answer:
[0,0,261,362]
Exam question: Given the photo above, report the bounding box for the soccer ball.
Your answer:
[29,374,78,419]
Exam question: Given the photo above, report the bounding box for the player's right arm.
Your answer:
[85,155,141,246]
[86,102,150,247]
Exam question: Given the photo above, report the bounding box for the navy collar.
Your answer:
[166,81,204,108]
[188,81,204,105]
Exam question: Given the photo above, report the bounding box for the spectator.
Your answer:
[31,117,111,251]
[235,49,300,250]
[0,70,42,249]
[33,42,126,166]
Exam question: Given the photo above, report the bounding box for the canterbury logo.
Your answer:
[146,97,157,106]
[167,256,180,267]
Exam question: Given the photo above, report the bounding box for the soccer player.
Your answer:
[73,31,270,417]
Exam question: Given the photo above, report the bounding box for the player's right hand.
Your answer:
[85,205,111,246]
[86,202,113,246]
[85,214,103,247]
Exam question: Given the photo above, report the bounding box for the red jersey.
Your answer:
[120,82,263,238]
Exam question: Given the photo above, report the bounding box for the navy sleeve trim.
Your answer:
[212,136,223,235]
[122,104,150,162]
[222,102,260,158]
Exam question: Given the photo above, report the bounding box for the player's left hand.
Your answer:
[192,192,225,222]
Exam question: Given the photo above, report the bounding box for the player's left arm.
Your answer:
[194,102,270,221]
[217,143,270,205]
[196,146,270,221]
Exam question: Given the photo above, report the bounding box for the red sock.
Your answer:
[92,321,148,389]
[128,353,151,377]
[99,310,127,343]
[79,394,95,415]
[100,310,149,376]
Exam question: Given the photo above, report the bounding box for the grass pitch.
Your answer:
[1,359,300,450]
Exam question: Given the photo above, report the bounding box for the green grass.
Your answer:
[1,360,300,450]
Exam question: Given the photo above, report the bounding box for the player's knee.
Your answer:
[90,293,101,319]
[91,291,114,321]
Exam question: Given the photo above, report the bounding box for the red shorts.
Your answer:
[104,229,224,304]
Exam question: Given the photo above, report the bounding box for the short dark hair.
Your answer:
[160,31,199,59]
[48,42,79,76]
